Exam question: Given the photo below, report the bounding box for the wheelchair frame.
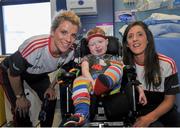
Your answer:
[57,36,140,127]
[57,61,140,127]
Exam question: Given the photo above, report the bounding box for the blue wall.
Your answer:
[155,38,180,111]
[56,0,114,37]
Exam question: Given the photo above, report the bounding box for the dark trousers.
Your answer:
[0,68,56,127]
[136,90,180,127]
[137,104,180,127]
[151,106,180,127]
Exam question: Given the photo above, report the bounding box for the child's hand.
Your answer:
[90,79,95,90]
[92,80,95,88]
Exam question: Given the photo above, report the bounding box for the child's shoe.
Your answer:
[63,113,85,127]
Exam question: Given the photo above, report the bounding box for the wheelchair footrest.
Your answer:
[94,114,107,121]
[88,121,124,127]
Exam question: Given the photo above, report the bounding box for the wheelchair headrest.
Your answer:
[107,36,122,56]
[80,36,122,57]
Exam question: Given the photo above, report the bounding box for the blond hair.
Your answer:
[51,10,81,32]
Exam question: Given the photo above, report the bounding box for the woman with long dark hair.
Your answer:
[122,21,180,127]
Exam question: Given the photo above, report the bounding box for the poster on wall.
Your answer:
[115,10,137,23]
[96,22,113,36]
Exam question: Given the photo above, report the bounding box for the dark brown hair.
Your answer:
[122,21,161,89]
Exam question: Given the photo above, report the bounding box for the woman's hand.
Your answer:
[137,85,147,106]
[15,96,31,118]
[133,115,153,127]
[44,87,56,100]
[138,90,147,106]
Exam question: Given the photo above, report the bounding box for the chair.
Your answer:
[58,36,138,127]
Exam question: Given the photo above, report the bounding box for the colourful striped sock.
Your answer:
[72,77,91,118]
[104,65,122,84]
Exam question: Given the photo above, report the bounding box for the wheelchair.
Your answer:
[57,36,140,127]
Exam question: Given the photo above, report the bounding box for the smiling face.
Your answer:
[88,36,108,56]
[126,25,148,56]
[51,20,78,56]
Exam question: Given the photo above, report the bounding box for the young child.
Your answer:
[63,27,147,126]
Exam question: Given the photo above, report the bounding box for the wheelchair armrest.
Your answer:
[62,72,76,79]
[57,71,77,84]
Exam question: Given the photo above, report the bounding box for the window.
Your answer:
[2,2,51,54]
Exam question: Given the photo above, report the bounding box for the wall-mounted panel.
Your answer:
[56,0,114,37]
